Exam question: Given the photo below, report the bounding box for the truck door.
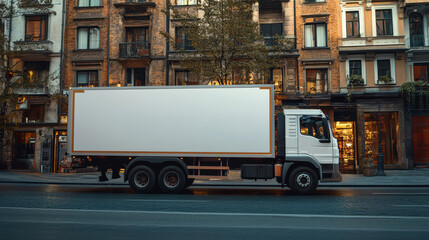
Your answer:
[298,116,333,164]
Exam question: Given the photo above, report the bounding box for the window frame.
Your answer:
[77,27,100,50]
[304,22,328,48]
[176,0,197,6]
[75,70,99,87]
[25,15,48,42]
[346,57,366,85]
[305,68,328,94]
[260,23,283,46]
[374,54,396,84]
[77,0,101,7]
[372,5,398,37]
[175,27,194,51]
[175,70,199,85]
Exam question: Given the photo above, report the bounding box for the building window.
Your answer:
[375,58,395,84]
[25,15,48,41]
[126,68,145,86]
[376,10,393,36]
[77,27,100,49]
[346,11,359,37]
[268,68,283,92]
[349,60,362,76]
[78,0,101,7]
[304,23,327,48]
[306,69,327,94]
[413,63,429,82]
[305,0,325,3]
[175,70,199,85]
[177,0,197,5]
[22,104,44,123]
[24,61,49,84]
[76,70,98,87]
[260,23,283,46]
[175,27,194,50]
[409,13,424,47]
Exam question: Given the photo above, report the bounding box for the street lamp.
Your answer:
[376,102,386,176]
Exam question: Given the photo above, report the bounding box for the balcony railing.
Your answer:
[406,35,427,48]
[119,41,150,58]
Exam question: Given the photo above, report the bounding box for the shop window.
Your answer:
[260,23,283,46]
[300,116,327,140]
[12,132,36,170]
[364,112,400,166]
[334,121,357,173]
[77,27,100,49]
[126,68,145,86]
[22,104,44,123]
[175,27,194,51]
[25,15,48,41]
[304,23,327,48]
[177,0,197,5]
[346,11,360,37]
[376,10,393,36]
[175,70,199,85]
[78,0,100,7]
[76,70,98,87]
[306,69,327,94]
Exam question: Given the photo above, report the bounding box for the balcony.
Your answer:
[114,0,156,12]
[13,40,53,53]
[339,36,406,53]
[405,35,429,48]
[119,41,150,58]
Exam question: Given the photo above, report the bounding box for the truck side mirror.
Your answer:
[319,117,331,143]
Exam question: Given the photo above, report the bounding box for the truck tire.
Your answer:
[288,166,318,194]
[158,166,186,193]
[129,165,156,193]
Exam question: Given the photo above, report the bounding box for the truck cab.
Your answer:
[277,109,341,193]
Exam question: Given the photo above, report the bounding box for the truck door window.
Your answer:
[300,116,326,139]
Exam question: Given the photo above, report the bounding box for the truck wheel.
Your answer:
[129,165,156,193]
[185,178,195,188]
[288,166,318,194]
[158,166,186,193]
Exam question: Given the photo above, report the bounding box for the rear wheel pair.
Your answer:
[129,165,186,193]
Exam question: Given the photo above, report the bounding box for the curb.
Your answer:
[1,181,429,188]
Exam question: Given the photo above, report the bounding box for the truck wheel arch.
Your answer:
[124,157,188,182]
[283,155,322,185]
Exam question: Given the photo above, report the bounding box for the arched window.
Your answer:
[409,13,424,47]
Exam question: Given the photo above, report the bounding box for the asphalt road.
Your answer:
[0,184,428,240]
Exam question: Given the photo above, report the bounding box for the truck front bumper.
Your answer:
[321,164,342,183]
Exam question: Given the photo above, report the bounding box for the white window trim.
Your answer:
[346,56,366,85]
[374,54,396,84]
[342,6,365,38]
[372,5,398,37]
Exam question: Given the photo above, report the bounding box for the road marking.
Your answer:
[1,206,428,220]
[393,205,429,208]
[372,193,429,195]
[124,199,210,203]
[1,219,429,232]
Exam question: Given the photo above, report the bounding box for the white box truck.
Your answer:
[68,85,341,194]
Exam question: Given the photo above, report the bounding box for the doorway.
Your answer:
[12,132,36,170]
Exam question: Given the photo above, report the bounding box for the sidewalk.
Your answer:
[1,168,429,187]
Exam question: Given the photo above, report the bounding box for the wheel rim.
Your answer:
[134,171,149,188]
[296,173,311,188]
[163,171,180,188]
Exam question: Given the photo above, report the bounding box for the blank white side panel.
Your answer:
[69,86,274,158]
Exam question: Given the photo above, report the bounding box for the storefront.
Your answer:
[333,110,357,173]
[12,131,36,170]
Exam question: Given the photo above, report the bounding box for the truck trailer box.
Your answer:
[68,85,275,158]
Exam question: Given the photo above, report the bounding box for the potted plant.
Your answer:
[361,158,375,176]
[348,74,364,87]
[378,71,393,84]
